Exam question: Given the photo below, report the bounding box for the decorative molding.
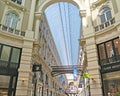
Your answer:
[5,0,26,12]
[80,10,86,17]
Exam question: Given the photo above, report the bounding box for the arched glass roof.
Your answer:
[44,2,81,67]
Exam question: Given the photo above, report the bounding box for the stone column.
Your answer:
[27,0,36,31]
[16,39,34,96]
[35,12,43,41]
[25,0,37,38]
[79,9,87,38]
[85,37,103,96]
[16,0,37,95]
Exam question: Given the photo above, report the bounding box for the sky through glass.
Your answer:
[45,2,81,66]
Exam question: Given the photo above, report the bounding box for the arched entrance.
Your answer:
[31,0,85,94]
[37,0,82,12]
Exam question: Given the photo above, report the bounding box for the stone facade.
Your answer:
[80,0,120,96]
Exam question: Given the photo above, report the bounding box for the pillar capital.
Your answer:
[35,11,44,20]
[79,10,86,17]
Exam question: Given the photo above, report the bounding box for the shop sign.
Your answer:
[101,62,120,73]
[32,64,42,72]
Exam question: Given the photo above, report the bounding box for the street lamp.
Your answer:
[32,64,42,96]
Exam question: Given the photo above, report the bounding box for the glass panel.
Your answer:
[106,11,112,20]
[101,7,110,14]
[114,39,120,55]
[0,45,1,51]
[114,38,120,61]
[100,7,112,23]
[10,48,20,68]
[5,13,18,29]
[5,13,12,27]
[99,44,106,59]
[105,41,113,57]
[0,90,8,96]
[98,44,106,65]
[0,46,11,61]
[0,75,10,88]
[17,0,22,5]
[11,48,20,63]
[100,14,106,23]
[12,76,16,88]
[11,0,16,2]
[103,79,120,96]
[11,14,18,29]
[105,41,114,63]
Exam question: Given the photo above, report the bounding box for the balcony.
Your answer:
[100,55,120,65]
[94,17,115,32]
[0,24,25,36]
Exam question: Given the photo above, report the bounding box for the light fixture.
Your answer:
[90,76,96,83]
[115,41,118,44]
[20,78,27,83]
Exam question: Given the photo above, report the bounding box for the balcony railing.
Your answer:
[94,17,115,32]
[0,24,25,36]
[100,55,120,66]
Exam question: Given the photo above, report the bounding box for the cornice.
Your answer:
[0,30,24,41]
[4,0,27,12]
[90,0,108,10]
[80,10,86,17]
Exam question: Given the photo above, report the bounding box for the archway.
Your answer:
[37,0,83,12]
[35,0,84,76]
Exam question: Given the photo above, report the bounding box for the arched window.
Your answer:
[100,7,112,23]
[5,13,19,29]
[11,0,22,5]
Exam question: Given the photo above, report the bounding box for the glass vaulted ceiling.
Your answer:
[45,2,81,66]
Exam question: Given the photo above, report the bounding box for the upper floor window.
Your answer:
[11,0,22,5]
[97,38,120,65]
[100,7,112,23]
[5,13,19,29]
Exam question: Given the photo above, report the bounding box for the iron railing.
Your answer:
[94,17,115,32]
[0,24,25,36]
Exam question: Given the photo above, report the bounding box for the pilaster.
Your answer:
[35,11,44,41]
[25,0,37,39]
[86,37,103,96]
[16,38,34,96]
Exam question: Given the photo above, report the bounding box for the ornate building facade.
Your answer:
[1,0,120,96]
[0,0,68,96]
[80,0,120,96]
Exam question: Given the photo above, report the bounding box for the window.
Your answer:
[102,72,120,96]
[0,46,11,67]
[5,13,19,29]
[10,48,21,68]
[0,75,10,88]
[0,75,18,96]
[11,0,22,5]
[113,39,120,55]
[98,44,106,60]
[97,38,120,66]
[105,41,113,58]
[100,7,112,23]
[0,44,21,69]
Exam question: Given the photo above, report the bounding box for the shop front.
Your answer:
[97,37,120,96]
[0,44,22,96]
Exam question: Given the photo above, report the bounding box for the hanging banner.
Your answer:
[73,67,78,74]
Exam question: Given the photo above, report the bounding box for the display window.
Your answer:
[102,72,120,96]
